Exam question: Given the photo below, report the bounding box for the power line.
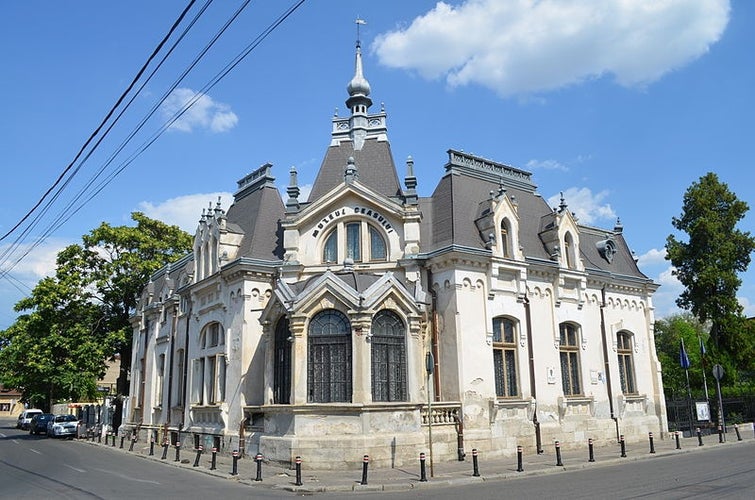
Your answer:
[0,0,201,244]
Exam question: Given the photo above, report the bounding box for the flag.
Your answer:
[355,18,367,25]
[699,337,706,356]
[679,339,691,370]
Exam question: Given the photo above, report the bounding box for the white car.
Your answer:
[47,414,79,438]
[17,409,42,430]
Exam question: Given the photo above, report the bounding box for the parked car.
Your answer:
[29,413,55,435]
[47,414,79,439]
[17,409,42,430]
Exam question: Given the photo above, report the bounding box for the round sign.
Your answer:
[712,364,724,381]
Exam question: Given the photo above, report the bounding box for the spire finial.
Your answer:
[558,192,568,213]
[355,17,366,47]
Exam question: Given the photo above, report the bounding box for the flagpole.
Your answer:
[698,334,710,402]
[680,338,693,434]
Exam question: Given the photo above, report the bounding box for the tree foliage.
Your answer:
[0,212,192,405]
[665,172,755,379]
[655,314,710,400]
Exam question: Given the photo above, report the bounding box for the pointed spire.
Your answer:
[404,156,418,205]
[346,21,372,115]
[614,217,624,233]
[286,166,301,213]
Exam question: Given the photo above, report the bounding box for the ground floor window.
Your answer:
[274,317,292,404]
[371,310,407,402]
[492,317,519,397]
[308,309,352,403]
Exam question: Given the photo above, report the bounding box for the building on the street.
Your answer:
[123,39,667,469]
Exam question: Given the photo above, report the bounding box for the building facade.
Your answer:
[124,42,666,469]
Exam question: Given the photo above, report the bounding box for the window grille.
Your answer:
[492,317,519,397]
[371,310,407,402]
[559,323,582,396]
[308,310,352,403]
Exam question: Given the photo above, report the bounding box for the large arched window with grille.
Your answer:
[273,317,292,404]
[308,309,352,403]
[371,310,407,402]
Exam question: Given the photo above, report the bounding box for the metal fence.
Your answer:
[666,395,755,436]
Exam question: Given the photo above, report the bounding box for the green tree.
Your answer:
[0,212,192,405]
[655,314,709,400]
[70,212,193,395]
[665,172,755,377]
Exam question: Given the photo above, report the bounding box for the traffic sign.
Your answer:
[712,364,724,381]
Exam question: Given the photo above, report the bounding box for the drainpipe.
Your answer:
[182,304,192,428]
[600,287,620,442]
[523,295,543,454]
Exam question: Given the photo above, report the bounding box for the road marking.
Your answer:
[93,468,161,485]
[65,464,87,473]
[29,448,42,455]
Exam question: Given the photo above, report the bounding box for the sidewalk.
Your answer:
[78,427,755,494]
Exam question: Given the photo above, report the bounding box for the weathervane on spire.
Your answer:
[355,17,366,47]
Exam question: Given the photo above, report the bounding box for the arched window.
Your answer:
[559,322,582,396]
[617,331,637,394]
[371,310,407,402]
[274,317,292,404]
[564,232,576,269]
[193,323,226,406]
[308,309,352,403]
[323,230,338,263]
[320,221,388,264]
[492,317,519,397]
[500,219,512,258]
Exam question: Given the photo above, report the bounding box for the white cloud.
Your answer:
[652,265,685,318]
[739,296,755,317]
[0,237,72,281]
[637,247,667,267]
[373,0,730,97]
[137,192,233,233]
[546,186,616,225]
[526,159,568,171]
[160,88,238,133]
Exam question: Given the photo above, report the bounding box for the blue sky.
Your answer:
[1,0,753,330]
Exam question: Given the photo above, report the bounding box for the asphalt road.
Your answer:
[2,418,753,499]
[0,421,289,499]
[345,439,755,499]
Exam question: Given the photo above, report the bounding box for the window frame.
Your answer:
[370,310,407,402]
[617,331,637,395]
[307,309,352,403]
[320,220,388,264]
[492,316,519,398]
[559,322,583,396]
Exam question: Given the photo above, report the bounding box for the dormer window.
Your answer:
[500,219,512,258]
[322,221,387,264]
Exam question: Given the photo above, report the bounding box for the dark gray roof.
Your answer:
[225,183,285,261]
[308,138,402,202]
[421,153,648,279]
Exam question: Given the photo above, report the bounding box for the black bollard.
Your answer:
[149,436,155,456]
[97,432,101,444]
[555,441,563,466]
[619,435,627,457]
[516,445,524,472]
[675,431,681,449]
[161,440,169,460]
[174,441,181,462]
[230,450,239,476]
[419,452,428,481]
[588,438,595,462]
[718,425,724,443]
[649,432,656,453]
[210,447,217,470]
[696,427,703,446]
[734,424,742,441]
[111,433,116,447]
[254,453,263,482]
[194,445,203,467]
[294,456,303,486]
[120,436,125,449]
[361,455,369,485]
[471,449,479,477]
[129,436,136,452]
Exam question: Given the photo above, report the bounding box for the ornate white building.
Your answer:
[125,41,667,469]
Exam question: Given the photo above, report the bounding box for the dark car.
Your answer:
[29,413,55,435]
